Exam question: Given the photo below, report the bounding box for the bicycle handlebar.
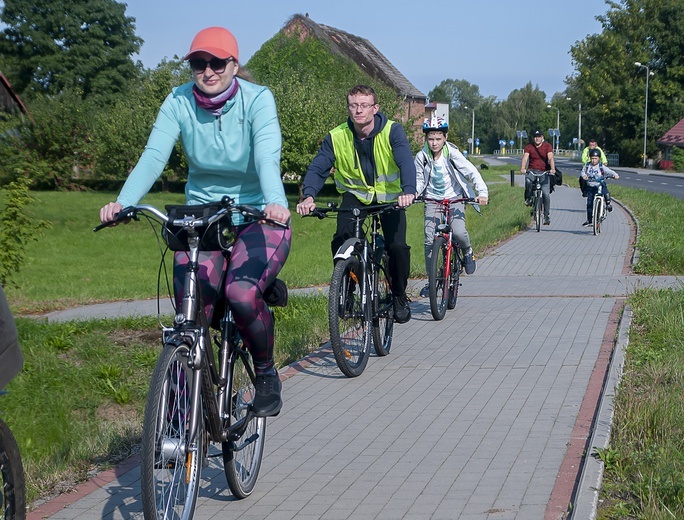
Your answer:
[416,196,479,205]
[303,201,400,220]
[94,196,289,232]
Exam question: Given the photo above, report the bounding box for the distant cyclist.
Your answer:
[521,130,556,226]
[580,148,619,227]
[580,139,608,196]
[414,116,488,298]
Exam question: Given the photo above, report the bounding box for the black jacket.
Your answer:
[0,286,23,389]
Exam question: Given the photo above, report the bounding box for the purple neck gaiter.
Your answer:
[193,77,239,116]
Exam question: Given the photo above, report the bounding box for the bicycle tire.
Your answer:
[372,251,394,356]
[447,246,461,310]
[328,256,371,377]
[593,196,603,235]
[141,344,202,520]
[534,193,542,232]
[222,348,266,498]
[428,236,449,321]
[0,417,26,520]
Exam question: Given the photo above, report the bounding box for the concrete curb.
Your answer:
[569,305,630,519]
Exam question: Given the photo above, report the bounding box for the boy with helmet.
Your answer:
[580,148,619,226]
[414,116,488,298]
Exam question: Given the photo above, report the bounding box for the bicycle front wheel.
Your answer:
[329,256,371,377]
[428,236,449,321]
[447,247,461,310]
[593,197,603,235]
[141,344,202,520]
[222,348,266,499]
[534,193,542,232]
[0,417,26,520]
[372,251,394,356]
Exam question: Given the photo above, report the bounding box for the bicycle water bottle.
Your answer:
[375,234,385,264]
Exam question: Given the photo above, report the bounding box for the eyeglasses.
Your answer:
[347,103,376,110]
[188,57,234,74]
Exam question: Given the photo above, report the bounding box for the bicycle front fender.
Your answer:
[333,237,363,261]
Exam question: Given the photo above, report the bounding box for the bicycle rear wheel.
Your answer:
[329,256,371,377]
[447,246,461,310]
[141,344,202,520]
[428,236,449,321]
[372,251,394,356]
[222,348,266,498]
[593,197,603,235]
[0,417,25,520]
[534,193,542,232]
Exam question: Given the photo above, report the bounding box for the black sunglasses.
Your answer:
[188,57,234,74]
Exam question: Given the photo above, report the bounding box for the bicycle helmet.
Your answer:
[588,149,601,157]
[423,116,449,134]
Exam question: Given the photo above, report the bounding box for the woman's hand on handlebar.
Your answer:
[296,196,316,216]
[100,202,124,224]
[475,196,489,205]
[397,193,415,208]
[263,203,291,227]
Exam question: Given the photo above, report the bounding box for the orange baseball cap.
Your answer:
[184,27,239,61]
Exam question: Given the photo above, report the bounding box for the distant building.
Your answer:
[657,117,684,170]
[281,14,426,128]
[0,72,29,120]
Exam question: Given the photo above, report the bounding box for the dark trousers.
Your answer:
[331,192,411,297]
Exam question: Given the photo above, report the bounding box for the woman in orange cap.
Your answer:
[100,26,290,417]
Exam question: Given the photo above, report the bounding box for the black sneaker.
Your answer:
[463,251,476,275]
[606,203,613,212]
[253,374,282,417]
[524,199,533,207]
[419,284,430,298]
[582,220,592,227]
[393,294,411,324]
[543,217,550,225]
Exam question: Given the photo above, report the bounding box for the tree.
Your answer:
[247,29,407,183]
[568,0,684,165]
[0,0,143,102]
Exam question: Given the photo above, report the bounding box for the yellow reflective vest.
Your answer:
[329,122,402,204]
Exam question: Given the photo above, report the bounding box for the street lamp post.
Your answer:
[546,104,560,154]
[635,62,654,168]
[578,102,582,153]
[470,109,475,155]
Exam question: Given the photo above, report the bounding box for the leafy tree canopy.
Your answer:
[568,0,684,165]
[0,0,143,103]
[247,26,410,180]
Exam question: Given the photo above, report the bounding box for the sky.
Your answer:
[121,0,608,101]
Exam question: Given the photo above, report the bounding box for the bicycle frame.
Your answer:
[591,183,607,235]
[307,202,396,376]
[422,197,476,320]
[95,198,286,514]
[529,170,548,232]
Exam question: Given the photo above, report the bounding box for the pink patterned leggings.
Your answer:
[173,222,292,375]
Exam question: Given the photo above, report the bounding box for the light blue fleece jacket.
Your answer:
[117,79,287,210]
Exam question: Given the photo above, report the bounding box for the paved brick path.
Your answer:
[30,184,681,520]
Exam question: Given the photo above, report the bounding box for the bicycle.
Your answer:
[0,392,26,520]
[591,181,612,236]
[420,197,479,321]
[95,197,288,520]
[528,170,550,232]
[305,203,397,377]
